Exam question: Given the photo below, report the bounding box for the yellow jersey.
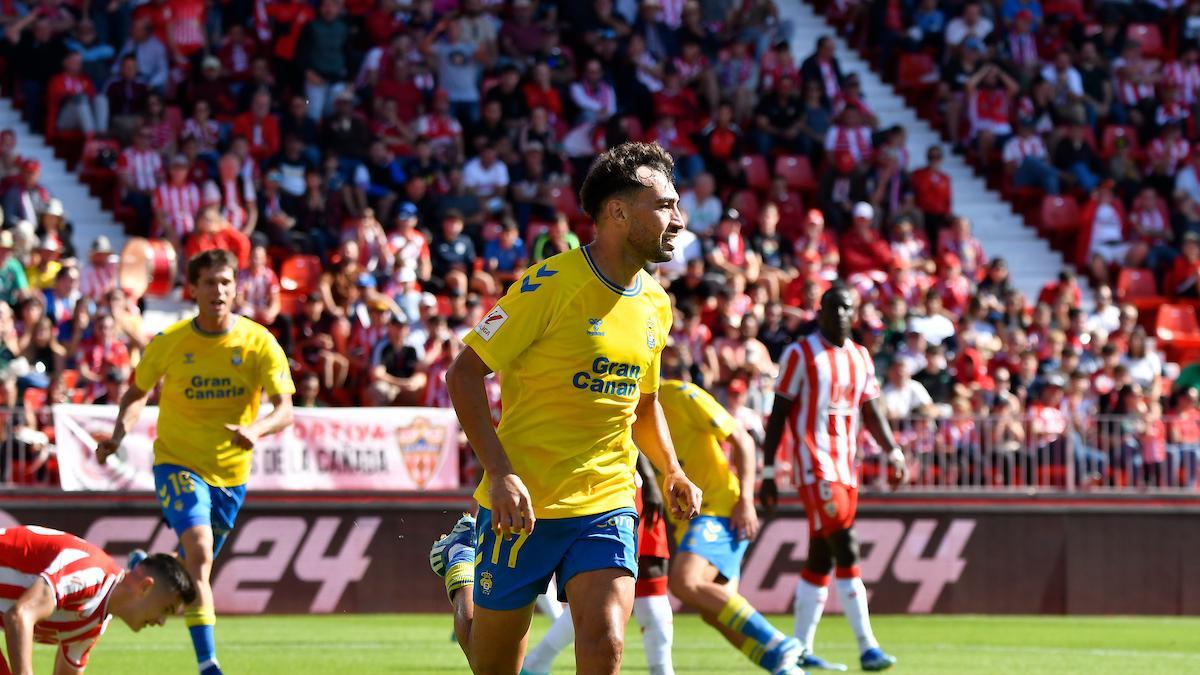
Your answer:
[658,379,741,523]
[26,261,61,290]
[464,246,672,518]
[134,316,295,487]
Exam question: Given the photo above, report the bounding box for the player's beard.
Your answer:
[631,221,673,264]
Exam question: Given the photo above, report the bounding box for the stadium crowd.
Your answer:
[0,0,1196,491]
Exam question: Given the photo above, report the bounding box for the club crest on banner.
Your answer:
[396,417,448,488]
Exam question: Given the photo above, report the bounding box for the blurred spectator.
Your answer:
[185,205,251,269]
[5,160,50,226]
[422,16,488,124]
[80,236,117,303]
[233,88,281,165]
[367,313,426,406]
[237,244,290,353]
[300,0,352,120]
[154,154,202,253]
[113,17,168,92]
[882,360,936,420]
[49,50,105,136]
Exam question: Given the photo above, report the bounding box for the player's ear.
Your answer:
[606,196,627,225]
[138,572,156,597]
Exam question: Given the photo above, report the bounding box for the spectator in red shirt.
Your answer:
[185,205,251,268]
[707,208,760,285]
[938,215,987,282]
[77,312,131,401]
[1166,231,1200,297]
[911,144,952,239]
[934,253,972,315]
[840,201,894,278]
[49,50,104,136]
[233,88,281,165]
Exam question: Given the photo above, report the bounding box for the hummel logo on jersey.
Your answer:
[474,306,509,341]
[520,264,558,293]
[587,318,605,337]
[184,353,195,364]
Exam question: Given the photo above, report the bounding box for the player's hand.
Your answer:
[888,447,909,488]
[641,483,665,530]
[489,472,535,537]
[225,424,261,450]
[96,438,121,464]
[662,470,702,520]
[731,497,760,541]
[758,477,779,516]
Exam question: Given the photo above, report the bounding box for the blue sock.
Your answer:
[189,623,216,664]
[718,594,786,646]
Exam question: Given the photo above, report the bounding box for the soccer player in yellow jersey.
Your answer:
[429,142,703,675]
[95,249,295,675]
[656,360,804,675]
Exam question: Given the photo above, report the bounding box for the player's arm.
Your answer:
[96,381,152,464]
[636,452,664,529]
[226,393,293,450]
[632,391,702,520]
[727,423,761,540]
[4,576,56,675]
[862,396,908,486]
[758,391,795,515]
[446,346,536,535]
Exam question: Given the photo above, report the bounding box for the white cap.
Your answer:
[46,199,64,217]
[853,202,875,220]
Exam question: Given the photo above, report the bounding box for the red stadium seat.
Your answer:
[896,52,937,93]
[1037,196,1080,255]
[1156,303,1200,341]
[729,190,760,223]
[1117,268,1166,316]
[1127,24,1165,59]
[548,186,585,223]
[739,154,771,192]
[279,254,322,315]
[1101,125,1140,160]
[774,155,817,194]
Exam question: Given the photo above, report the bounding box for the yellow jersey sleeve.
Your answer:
[256,331,296,397]
[684,383,738,442]
[133,332,168,392]
[463,266,563,373]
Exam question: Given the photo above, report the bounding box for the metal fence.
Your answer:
[855,414,1200,493]
[5,405,1200,493]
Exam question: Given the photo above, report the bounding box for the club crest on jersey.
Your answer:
[646,318,656,349]
[587,318,605,337]
[183,353,195,365]
[474,306,509,342]
[479,571,493,595]
[231,347,243,366]
[824,502,838,517]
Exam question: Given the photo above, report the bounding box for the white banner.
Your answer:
[52,404,462,491]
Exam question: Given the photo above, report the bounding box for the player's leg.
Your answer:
[521,603,576,675]
[795,482,848,672]
[431,509,560,672]
[669,551,799,674]
[564,568,634,675]
[558,508,641,675]
[632,555,674,675]
[153,464,223,675]
[826,486,895,671]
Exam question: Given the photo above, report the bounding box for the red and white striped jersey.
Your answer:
[776,333,881,487]
[0,526,122,668]
[80,262,118,302]
[236,265,280,315]
[154,182,202,239]
[1114,76,1155,106]
[1002,135,1047,165]
[203,177,256,232]
[824,125,873,163]
[1164,61,1200,104]
[181,118,220,153]
[119,147,163,193]
[1147,136,1190,173]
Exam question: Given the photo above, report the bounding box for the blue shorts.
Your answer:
[152,463,246,556]
[677,516,749,582]
[474,507,638,611]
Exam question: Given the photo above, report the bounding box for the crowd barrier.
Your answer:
[0,493,1196,615]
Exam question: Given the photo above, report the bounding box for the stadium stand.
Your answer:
[0,0,1196,494]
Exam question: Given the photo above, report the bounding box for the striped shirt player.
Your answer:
[0,526,195,674]
[80,260,118,302]
[0,526,122,670]
[759,283,905,673]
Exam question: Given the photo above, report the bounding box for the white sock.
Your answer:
[794,578,828,653]
[834,576,879,653]
[633,594,674,675]
[522,604,575,673]
[535,590,563,619]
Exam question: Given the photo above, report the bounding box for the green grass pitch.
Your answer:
[30,613,1200,673]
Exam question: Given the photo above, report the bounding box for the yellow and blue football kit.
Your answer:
[659,379,748,581]
[462,246,672,609]
[136,316,294,551]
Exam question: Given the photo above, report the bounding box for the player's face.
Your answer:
[818,289,856,345]
[624,167,683,264]
[191,264,237,321]
[124,580,183,632]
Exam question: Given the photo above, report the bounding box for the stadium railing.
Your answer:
[857,414,1200,493]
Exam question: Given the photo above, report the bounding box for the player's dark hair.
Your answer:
[579,141,675,220]
[140,553,197,605]
[186,249,239,285]
[821,281,853,305]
